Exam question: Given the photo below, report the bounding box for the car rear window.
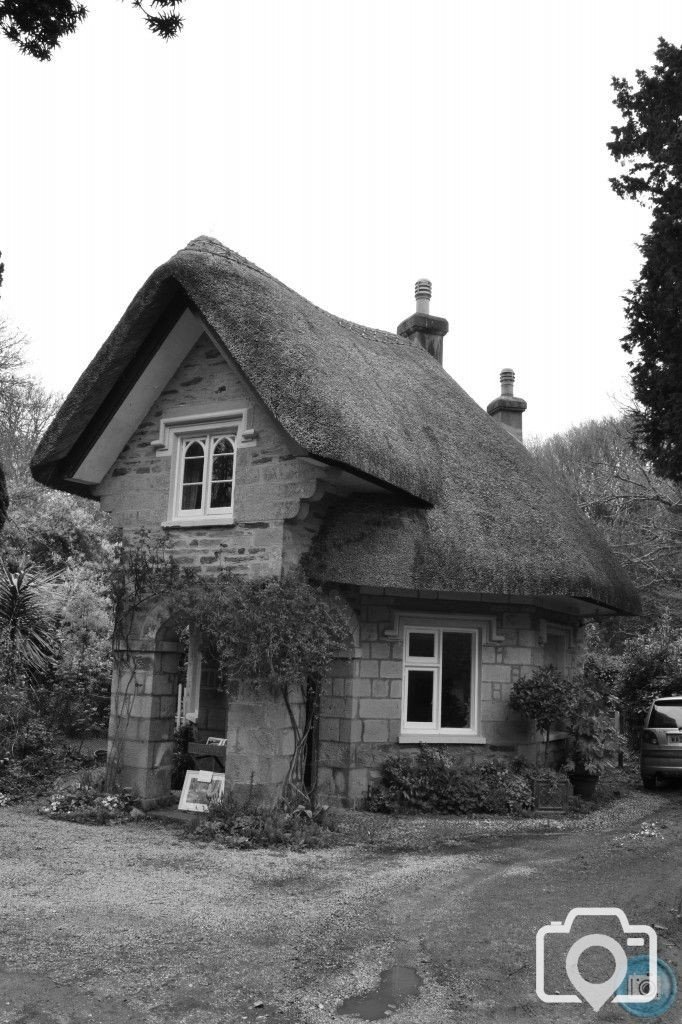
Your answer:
[649,701,682,728]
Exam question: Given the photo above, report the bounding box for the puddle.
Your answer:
[337,966,422,1020]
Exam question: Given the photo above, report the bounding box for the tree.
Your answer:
[0,318,62,487]
[530,416,682,630]
[509,666,572,765]
[609,39,682,482]
[0,0,186,61]
[0,463,7,533]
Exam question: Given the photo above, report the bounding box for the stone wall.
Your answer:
[317,592,583,806]
[95,332,327,578]
[221,685,305,806]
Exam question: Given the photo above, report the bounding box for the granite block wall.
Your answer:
[317,593,582,806]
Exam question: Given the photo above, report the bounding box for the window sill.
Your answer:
[162,516,235,529]
[399,733,487,745]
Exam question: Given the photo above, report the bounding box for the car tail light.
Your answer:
[643,730,658,745]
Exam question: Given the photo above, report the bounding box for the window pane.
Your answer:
[183,444,205,485]
[650,701,682,729]
[181,483,203,510]
[406,670,434,723]
[212,452,233,482]
[408,632,435,658]
[213,437,233,456]
[185,440,204,458]
[210,481,232,509]
[441,632,473,728]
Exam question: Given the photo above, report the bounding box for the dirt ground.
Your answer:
[1,788,681,1024]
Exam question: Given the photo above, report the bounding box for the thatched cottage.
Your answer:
[32,237,640,807]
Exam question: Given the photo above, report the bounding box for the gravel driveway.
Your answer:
[1,790,679,1024]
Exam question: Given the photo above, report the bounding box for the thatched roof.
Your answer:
[32,236,640,614]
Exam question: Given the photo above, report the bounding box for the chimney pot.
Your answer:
[500,368,515,397]
[415,279,432,314]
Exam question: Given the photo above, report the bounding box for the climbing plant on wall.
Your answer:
[107,536,352,804]
[170,569,352,805]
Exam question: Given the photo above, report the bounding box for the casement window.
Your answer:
[179,434,234,517]
[401,625,481,740]
[152,406,256,527]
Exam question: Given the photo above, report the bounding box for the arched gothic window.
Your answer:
[179,434,234,516]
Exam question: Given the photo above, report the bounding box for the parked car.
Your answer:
[641,696,682,789]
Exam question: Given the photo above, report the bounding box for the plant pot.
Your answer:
[568,771,599,800]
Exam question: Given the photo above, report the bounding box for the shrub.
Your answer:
[563,654,620,774]
[192,793,336,849]
[366,748,533,815]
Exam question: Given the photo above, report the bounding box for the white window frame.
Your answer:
[177,432,235,520]
[152,407,255,527]
[396,615,488,745]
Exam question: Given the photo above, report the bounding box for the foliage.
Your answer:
[0,560,57,676]
[509,665,572,764]
[609,39,682,481]
[107,540,353,804]
[562,654,620,776]
[41,783,134,825]
[0,728,88,800]
[43,560,112,737]
[0,0,186,61]
[193,792,337,849]
[0,319,61,487]
[618,610,682,750]
[512,758,568,796]
[171,569,352,803]
[0,321,114,791]
[2,485,112,570]
[0,462,7,533]
[0,635,42,758]
[366,748,533,816]
[530,416,682,631]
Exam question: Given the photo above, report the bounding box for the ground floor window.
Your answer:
[402,625,479,736]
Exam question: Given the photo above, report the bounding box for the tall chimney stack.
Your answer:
[397,279,449,364]
[486,369,527,443]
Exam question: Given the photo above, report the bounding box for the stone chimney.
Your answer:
[396,279,449,364]
[486,369,527,443]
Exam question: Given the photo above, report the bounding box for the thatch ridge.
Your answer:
[31,236,641,614]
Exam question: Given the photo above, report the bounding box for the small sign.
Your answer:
[178,770,225,812]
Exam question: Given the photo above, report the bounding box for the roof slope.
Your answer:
[32,236,640,614]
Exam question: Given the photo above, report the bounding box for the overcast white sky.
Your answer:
[0,0,679,439]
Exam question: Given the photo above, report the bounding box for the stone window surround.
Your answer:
[152,404,257,527]
[390,613,497,745]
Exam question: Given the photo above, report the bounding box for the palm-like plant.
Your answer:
[0,560,57,676]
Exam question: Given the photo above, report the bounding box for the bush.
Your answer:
[619,611,682,749]
[192,793,337,849]
[366,748,533,815]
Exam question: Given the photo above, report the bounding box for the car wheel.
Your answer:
[642,775,657,790]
